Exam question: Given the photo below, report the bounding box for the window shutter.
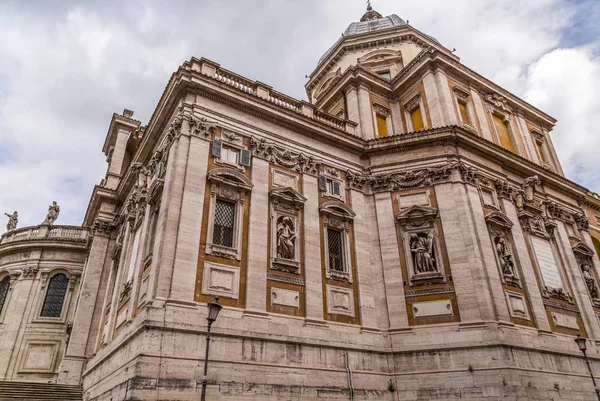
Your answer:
[333,180,341,196]
[239,149,252,166]
[318,175,327,191]
[212,139,223,158]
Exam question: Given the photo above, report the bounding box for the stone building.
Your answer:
[2,5,600,401]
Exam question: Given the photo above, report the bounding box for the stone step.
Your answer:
[0,381,82,400]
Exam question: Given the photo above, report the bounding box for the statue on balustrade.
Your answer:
[4,211,18,231]
[276,216,296,260]
[42,201,60,225]
[410,232,436,274]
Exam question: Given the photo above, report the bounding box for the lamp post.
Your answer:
[575,335,600,401]
[200,296,222,401]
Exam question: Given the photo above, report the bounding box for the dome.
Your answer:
[317,10,408,67]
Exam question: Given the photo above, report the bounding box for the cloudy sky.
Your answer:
[1,0,599,227]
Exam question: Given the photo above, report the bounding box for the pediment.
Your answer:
[485,211,514,229]
[207,168,253,190]
[319,201,356,220]
[269,187,307,204]
[395,205,438,221]
[572,242,595,258]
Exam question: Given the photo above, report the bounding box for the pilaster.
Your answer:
[245,157,269,313]
[470,89,493,141]
[302,174,325,323]
[502,198,551,332]
[422,71,444,128]
[58,227,112,384]
[357,84,375,139]
[434,69,458,126]
[350,189,377,329]
[436,182,489,322]
[374,192,408,329]
[389,101,404,135]
[169,135,211,303]
[345,86,361,137]
[555,223,600,339]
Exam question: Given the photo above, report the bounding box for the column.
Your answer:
[350,189,377,329]
[245,157,269,314]
[357,84,375,139]
[555,223,600,339]
[303,174,325,323]
[169,135,211,303]
[374,192,408,329]
[502,199,551,332]
[58,227,112,384]
[436,182,491,322]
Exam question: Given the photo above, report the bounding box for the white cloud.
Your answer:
[0,0,598,228]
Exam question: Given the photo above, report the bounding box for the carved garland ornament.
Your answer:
[249,136,322,175]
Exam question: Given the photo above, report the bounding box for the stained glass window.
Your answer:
[0,277,10,315]
[41,273,69,318]
[213,200,235,247]
[327,228,344,272]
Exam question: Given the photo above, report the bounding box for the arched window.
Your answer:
[0,276,10,315]
[41,273,69,317]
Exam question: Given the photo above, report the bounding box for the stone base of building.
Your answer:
[80,304,600,401]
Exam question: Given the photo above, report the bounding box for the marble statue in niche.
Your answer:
[4,211,18,231]
[276,216,296,260]
[495,235,516,278]
[410,232,436,274]
[582,262,599,299]
[42,201,60,225]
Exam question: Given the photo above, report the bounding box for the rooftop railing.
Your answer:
[0,225,89,245]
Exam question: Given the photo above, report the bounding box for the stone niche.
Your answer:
[572,242,600,307]
[485,211,521,288]
[395,205,446,286]
[269,187,307,274]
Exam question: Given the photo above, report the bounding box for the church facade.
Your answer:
[2,6,600,401]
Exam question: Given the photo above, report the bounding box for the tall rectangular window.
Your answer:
[213,200,235,248]
[327,228,344,272]
[411,107,424,132]
[492,114,514,152]
[376,114,388,137]
[458,101,470,124]
[536,140,546,163]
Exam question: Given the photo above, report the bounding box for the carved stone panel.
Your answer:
[326,285,355,317]
[271,287,300,308]
[201,262,240,300]
[412,300,452,318]
[530,235,572,302]
[506,291,529,320]
[551,312,579,330]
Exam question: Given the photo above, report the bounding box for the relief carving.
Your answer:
[410,232,437,274]
[250,136,322,175]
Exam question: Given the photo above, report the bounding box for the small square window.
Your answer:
[326,178,341,196]
[221,147,239,164]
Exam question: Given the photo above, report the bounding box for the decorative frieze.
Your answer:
[370,163,456,192]
[249,136,321,175]
[267,273,305,286]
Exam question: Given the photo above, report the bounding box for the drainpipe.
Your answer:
[345,352,354,400]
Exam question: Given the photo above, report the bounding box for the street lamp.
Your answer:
[200,296,222,401]
[575,335,600,401]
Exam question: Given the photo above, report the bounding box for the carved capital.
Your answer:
[345,170,370,191]
[189,115,217,139]
[574,213,590,231]
[484,93,513,114]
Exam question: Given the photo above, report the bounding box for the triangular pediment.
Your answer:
[319,201,356,219]
[269,187,307,204]
[395,205,438,221]
[485,211,514,229]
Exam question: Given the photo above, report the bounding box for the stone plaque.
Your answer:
[271,287,300,308]
[480,187,497,207]
[273,170,298,189]
[326,285,355,317]
[551,312,579,330]
[506,291,529,320]
[530,236,563,289]
[22,343,57,371]
[202,262,240,299]
[397,191,430,209]
[412,300,452,318]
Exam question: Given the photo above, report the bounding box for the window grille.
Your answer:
[327,228,344,272]
[41,274,69,318]
[0,277,9,315]
[213,200,235,247]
